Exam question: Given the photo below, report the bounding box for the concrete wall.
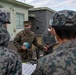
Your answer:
[29,10,54,34]
[29,10,46,34]
[46,11,54,29]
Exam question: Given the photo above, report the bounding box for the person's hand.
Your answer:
[46,45,50,48]
[43,46,48,51]
[22,46,27,50]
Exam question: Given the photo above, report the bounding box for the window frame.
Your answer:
[16,12,25,29]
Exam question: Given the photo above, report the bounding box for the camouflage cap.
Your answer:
[23,21,31,26]
[0,9,10,24]
[52,10,76,26]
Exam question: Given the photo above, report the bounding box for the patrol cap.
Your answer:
[52,10,76,26]
[0,9,10,24]
[23,21,31,26]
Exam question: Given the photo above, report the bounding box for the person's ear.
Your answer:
[51,27,56,36]
[51,27,62,44]
[29,25,32,28]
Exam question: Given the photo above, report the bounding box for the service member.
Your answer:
[14,21,44,61]
[32,10,76,75]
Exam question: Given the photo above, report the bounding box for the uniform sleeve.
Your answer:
[7,53,22,75]
[32,34,44,50]
[41,33,46,46]
[1,49,22,75]
[32,55,56,75]
[13,33,22,50]
[49,35,56,47]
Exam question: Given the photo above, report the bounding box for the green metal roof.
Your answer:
[0,0,33,8]
[29,7,56,13]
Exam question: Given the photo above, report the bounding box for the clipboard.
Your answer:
[22,59,37,75]
[22,63,37,75]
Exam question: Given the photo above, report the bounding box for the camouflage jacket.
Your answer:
[32,39,76,75]
[42,31,56,47]
[13,30,43,61]
[0,46,22,75]
[14,30,43,50]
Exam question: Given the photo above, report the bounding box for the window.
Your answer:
[16,13,24,29]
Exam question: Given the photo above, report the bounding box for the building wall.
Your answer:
[46,11,54,29]
[29,10,47,34]
[29,10,54,34]
[0,1,29,40]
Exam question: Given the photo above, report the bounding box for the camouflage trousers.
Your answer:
[18,49,33,62]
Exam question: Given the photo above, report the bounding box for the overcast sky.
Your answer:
[17,0,76,11]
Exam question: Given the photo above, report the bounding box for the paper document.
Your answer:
[22,63,37,75]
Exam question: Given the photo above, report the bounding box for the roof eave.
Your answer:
[0,0,33,8]
[29,7,56,12]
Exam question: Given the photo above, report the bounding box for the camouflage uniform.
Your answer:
[0,9,22,75]
[42,31,56,55]
[13,30,43,61]
[32,10,76,75]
